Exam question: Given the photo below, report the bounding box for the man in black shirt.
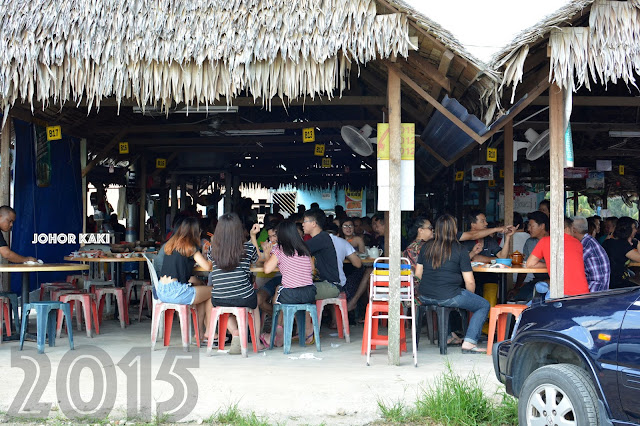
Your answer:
[0,206,37,263]
[302,208,341,300]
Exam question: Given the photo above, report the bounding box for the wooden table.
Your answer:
[0,263,90,338]
[472,264,549,304]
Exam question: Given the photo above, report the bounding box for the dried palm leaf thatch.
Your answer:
[549,27,590,93]
[0,0,410,123]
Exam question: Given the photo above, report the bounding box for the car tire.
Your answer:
[518,363,601,425]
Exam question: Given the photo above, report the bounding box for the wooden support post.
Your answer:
[180,178,187,212]
[170,175,178,229]
[0,120,10,291]
[549,83,565,298]
[387,65,402,366]
[139,159,147,242]
[224,172,232,214]
[573,192,578,216]
[232,175,241,212]
[504,121,514,254]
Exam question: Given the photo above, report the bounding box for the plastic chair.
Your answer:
[0,297,11,342]
[144,254,199,351]
[138,284,153,321]
[416,304,468,355]
[269,304,321,355]
[92,287,129,328]
[56,293,100,338]
[316,292,350,343]
[20,301,74,354]
[0,292,19,332]
[206,306,260,357]
[487,304,528,355]
[363,258,417,366]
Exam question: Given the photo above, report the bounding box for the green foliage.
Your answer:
[566,195,638,219]
[378,362,518,425]
[205,403,271,426]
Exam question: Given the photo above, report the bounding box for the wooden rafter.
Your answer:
[82,130,127,177]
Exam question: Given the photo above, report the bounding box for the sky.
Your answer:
[404,0,572,62]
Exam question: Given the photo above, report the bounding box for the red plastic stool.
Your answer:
[138,284,154,322]
[0,297,11,342]
[487,304,528,355]
[150,302,199,351]
[206,306,260,357]
[40,282,75,301]
[93,287,129,328]
[50,288,82,302]
[361,301,407,355]
[316,292,350,343]
[57,293,100,338]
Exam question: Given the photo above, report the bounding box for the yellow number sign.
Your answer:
[377,123,415,160]
[303,127,315,143]
[455,171,464,181]
[499,169,504,178]
[119,142,129,154]
[46,125,61,141]
[488,180,496,187]
[321,158,331,168]
[619,165,625,175]
[156,158,167,169]
[314,144,325,156]
[487,148,497,163]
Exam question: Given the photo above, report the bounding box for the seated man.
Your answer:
[570,216,610,292]
[0,206,36,263]
[458,209,516,262]
[527,217,590,299]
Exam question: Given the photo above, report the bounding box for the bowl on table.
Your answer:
[495,258,512,267]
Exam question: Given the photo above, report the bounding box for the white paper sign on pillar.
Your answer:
[377,123,415,211]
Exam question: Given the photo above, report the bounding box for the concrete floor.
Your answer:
[0,303,502,425]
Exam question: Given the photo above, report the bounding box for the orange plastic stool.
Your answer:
[206,307,260,357]
[150,302,199,351]
[138,284,154,322]
[93,286,129,328]
[361,301,407,355]
[316,292,350,343]
[57,293,100,338]
[0,297,11,341]
[487,304,527,355]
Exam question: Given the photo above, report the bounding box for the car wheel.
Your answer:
[518,363,601,425]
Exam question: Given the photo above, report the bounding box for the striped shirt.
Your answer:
[208,241,258,299]
[271,246,314,289]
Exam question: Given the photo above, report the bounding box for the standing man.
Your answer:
[570,216,610,292]
[0,206,37,263]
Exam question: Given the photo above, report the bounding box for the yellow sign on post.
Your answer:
[488,180,496,187]
[321,158,331,168]
[377,123,415,160]
[46,125,61,141]
[303,127,315,143]
[455,171,464,181]
[119,142,129,154]
[156,158,167,169]
[487,148,497,163]
[314,144,325,156]
[620,165,625,175]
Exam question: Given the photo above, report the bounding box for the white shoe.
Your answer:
[229,335,241,355]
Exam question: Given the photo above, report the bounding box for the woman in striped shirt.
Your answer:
[263,220,316,343]
[208,213,261,353]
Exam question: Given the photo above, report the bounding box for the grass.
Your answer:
[377,362,518,425]
[205,403,272,426]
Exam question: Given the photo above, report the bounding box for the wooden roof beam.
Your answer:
[406,54,452,93]
[73,96,386,108]
[82,129,127,177]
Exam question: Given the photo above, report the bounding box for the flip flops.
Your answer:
[461,346,486,354]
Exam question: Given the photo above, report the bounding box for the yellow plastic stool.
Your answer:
[482,283,498,334]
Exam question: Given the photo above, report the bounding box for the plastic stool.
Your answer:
[416,305,468,355]
[49,288,80,303]
[270,304,321,354]
[0,297,11,342]
[20,301,74,354]
[57,293,99,338]
[150,302,199,351]
[40,282,75,301]
[361,301,407,355]
[138,284,153,321]
[487,304,527,355]
[0,292,19,332]
[93,287,129,328]
[125,279,150,304]
[206,306,260,357]
[316,292,350,343]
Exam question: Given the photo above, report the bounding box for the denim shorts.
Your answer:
[276,285,317,304]
[155,280,196,305]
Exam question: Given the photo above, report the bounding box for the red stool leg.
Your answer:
[114,291,126,328]
[218,313,230,350]
[91,298,100,335]
[164,309,175,346]
[3,303,10,337]
[190,307,200,348]
[81,298,92,337]
[248,310,258,353]
[236,309,249,357]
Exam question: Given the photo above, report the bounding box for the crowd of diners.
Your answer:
[147,198,638,355]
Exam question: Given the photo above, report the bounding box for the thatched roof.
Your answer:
[0,0,412,120]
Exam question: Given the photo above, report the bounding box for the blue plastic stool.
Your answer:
[20,302,74,354]
[270,304,321,354]
[0,292,19,332]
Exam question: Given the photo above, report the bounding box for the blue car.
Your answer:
[493,287,640,425]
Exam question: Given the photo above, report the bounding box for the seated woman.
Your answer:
[157,216,214,341]
[415,214,490,354]
[208,213,261,354]
[338,218,365,253]
[263,220,317,344]
[403,216,434,287]
[602,216,640,289]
